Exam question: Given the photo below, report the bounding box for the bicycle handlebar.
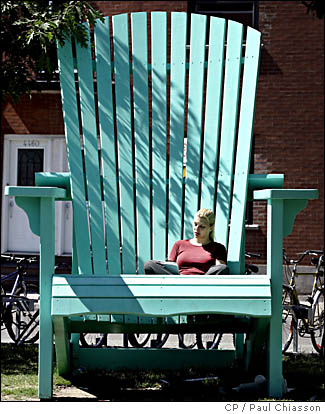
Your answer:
[1,254,38,265]
[245,252,261,259]
[300,250,323,256]
[283,249,324,265]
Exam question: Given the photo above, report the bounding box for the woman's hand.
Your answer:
[216,259,226,265]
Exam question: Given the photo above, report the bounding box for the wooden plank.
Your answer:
[200,17,226,209]
[131,12,151,273]
[94,17,121,274]
[253,189,318,200]
[112,13,137,273]
[52,297,271,318]
[75,24,106,273]
[151,12,168,260]
[53,284,271,298]
[74,347,236,371]
[183,13,207,238]
[267,198,284,397]
[111,315,124,323]
[168,12,187,251]
[53,275,270,287]
[6,186,66,198]
[69,316,252,333]
[38,198,55,399]
[227,27,261,274]
[244,318,269,371]
[52,316,71,375]
[57,38,92,274]
[214,20,243,248]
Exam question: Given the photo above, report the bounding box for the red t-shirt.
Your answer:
[168,239,227,275]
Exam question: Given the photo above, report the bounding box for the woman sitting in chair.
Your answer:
[144,208,229,275]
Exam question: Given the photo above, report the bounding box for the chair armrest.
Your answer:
[4,186,67,237]
[253,188,318,238]
[5,186,67,199]
[35,172,72,200]
[248,174,284,191]
[253,188,318,200]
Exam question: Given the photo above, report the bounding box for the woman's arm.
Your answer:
[168,241,179,262]
[215,243,227,265]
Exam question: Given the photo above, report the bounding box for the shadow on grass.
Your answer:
[1,343,324,401]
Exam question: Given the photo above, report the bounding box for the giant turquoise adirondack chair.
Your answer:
[5,12,318,399]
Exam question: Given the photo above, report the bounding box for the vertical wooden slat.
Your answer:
[168,12,187,252]
[57,39,92,274]
[183,14,207,239]
[214,20,243,247]
[200,17,226,211]
[151,12,168,260]
[75,25,106,274]
[112,13,137,273]
[227,27,261,273]
[131,12,151,274]
[94,17,121,274]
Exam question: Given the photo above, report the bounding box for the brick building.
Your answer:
[1,1,324,265]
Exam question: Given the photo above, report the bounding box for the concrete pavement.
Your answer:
[1,298,321,355]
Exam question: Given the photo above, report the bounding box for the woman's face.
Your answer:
[192,215,212,244]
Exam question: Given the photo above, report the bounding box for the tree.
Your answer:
[1,1,103,103]
[302,0,325,19]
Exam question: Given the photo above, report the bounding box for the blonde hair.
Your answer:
[194,208,215,241]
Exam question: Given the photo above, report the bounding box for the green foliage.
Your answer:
[1,1,103,103]
[302,0,325,19]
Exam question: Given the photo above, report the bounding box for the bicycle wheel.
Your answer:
[178,333,197,348]
[310,286,324,354]
[5,301,39,345]
[150,333,170,348]
[128,333,151,347]
[79,333,107,347]
[0,287,6,326]
[196,333,222,349]
[282,285,297,353]
[319,329,325,358]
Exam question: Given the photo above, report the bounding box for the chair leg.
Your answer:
[244,319,269,372]
[266,198,284,398]
[38,308,54,399]
[53,317,71,376]
[234,333,245,360]
[267,316,283,398]
[38,198,55,399]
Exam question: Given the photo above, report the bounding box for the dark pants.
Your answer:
[144,260,230,275]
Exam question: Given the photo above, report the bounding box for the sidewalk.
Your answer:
[1,306,320,355]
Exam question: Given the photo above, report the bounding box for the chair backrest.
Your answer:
[57,12,261,275]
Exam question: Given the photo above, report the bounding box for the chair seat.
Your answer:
[52,274,271,318]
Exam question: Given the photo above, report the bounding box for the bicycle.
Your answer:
[80,331,169,348]
[1,255,40,345]
[128,332,169,348]
[282,250,324,355]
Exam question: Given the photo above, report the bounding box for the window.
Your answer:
[17,149,44,186]
[188,0,259,28]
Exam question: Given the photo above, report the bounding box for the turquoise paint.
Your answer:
[4,12,319,400]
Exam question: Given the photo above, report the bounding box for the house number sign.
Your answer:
[23,139,40,147]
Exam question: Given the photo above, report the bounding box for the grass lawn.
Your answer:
[1,343,324,401]
[1,343,70,401]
